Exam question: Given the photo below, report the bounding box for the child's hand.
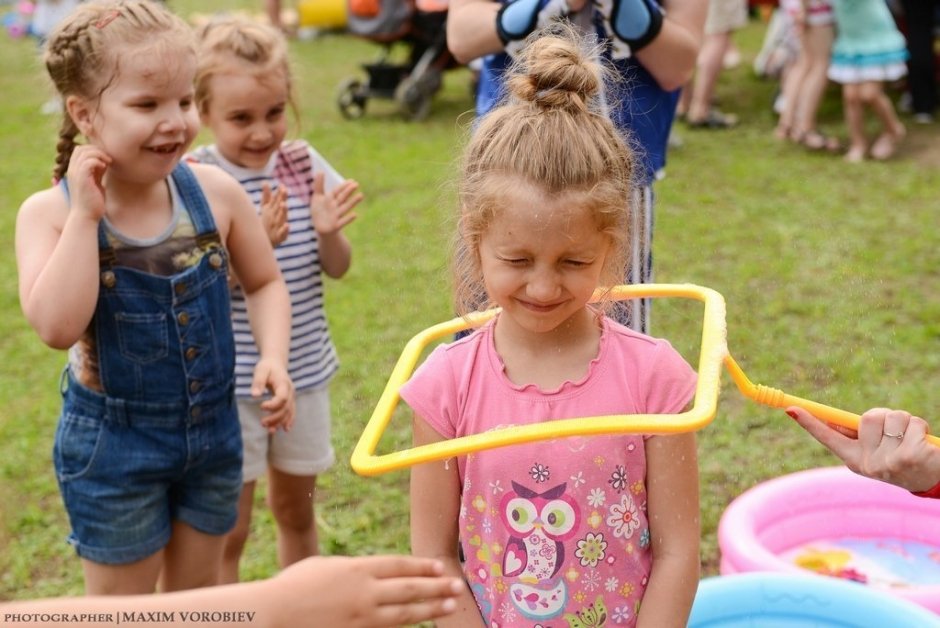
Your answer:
[261,555,462,628]
[250,358,295,433]
[66,145,111,222]
[309,173,363,236]
[260,182,289,246]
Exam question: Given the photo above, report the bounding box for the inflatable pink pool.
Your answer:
[719,466,940,614]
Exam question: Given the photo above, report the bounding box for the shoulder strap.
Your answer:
[171,161,219,239]
[60,177,116,262]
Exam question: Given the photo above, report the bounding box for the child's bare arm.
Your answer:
[196,164,294,431]
[257,555,463,627]
[2,555,462,628]
[410,415,485,627]
[16,146,111,348]
[636,430,700,628]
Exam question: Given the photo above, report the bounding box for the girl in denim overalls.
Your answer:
[15,0,294,595]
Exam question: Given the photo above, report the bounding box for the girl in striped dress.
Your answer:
[188,15,363,581]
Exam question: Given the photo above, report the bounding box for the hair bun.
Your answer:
[506,27,602,113]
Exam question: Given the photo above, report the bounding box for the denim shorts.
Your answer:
[54,374,242,565]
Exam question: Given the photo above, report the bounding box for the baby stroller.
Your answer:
[337,0,456,121]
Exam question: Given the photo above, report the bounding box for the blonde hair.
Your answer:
[453,26,636,316]
[43,0,195,181]
[193,15,297,120]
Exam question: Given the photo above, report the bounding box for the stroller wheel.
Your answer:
[394,75,433,122]
[337,77,367,120]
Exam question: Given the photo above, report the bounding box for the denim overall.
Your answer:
[54,163,242,565]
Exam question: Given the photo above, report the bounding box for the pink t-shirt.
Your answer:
[401,316,697,627]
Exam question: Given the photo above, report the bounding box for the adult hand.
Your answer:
[788,406,940,493]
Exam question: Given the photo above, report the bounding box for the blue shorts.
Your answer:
[54,374,242,565]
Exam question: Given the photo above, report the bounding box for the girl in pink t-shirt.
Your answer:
[402,27,700,628]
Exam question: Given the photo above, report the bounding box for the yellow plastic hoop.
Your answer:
[350,283,940,476]
[351,284,724,476]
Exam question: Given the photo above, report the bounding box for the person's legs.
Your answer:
[220,397,270,582]
[220,481,257,584]
[842,83,867,161]
[81,553,163,595]
[264,387,333,567]
[777,37,811,138]
[687,0,747,126]
[268,468,319,567]
[686,31,733,123]
[864,81,907,159]
[792,24,835,136]
[676,83,691,119]
[265,0,282,29]
[159,521,227,592]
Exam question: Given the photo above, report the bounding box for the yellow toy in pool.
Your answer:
[794,548,853,573]
[794,547,868,583]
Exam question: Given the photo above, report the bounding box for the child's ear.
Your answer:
[65,95,94,137]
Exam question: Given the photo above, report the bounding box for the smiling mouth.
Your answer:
[517,299,564,313]
[148,143,180,154]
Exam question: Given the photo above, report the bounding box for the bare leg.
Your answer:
[265,0,281,29]
[82,552,163,595]
[776,41,809,139]
[159,521,226,592]
[687,31,732,123]
[862,81,906,160]
[791,24,835,137]
[220,481,256,584]
[842,83,867,162]
[268,468,319,568]
[677,84,690,119]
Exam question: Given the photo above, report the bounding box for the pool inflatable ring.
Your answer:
[718,466,940,614]
[690,572,940,626]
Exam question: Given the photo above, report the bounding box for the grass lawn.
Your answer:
[1,1,938,602]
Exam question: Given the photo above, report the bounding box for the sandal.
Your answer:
[687,110,738,129]
[796,130,842,153]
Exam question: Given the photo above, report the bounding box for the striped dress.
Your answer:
[187,140,341,397]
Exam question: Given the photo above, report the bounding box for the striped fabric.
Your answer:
[611,184,653,334]
[187,141,342,397]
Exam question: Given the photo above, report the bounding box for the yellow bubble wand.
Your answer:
[350,284,940,476]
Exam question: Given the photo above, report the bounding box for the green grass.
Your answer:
[1,5,939,600]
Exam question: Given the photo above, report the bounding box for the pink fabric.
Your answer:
[779,0,835,27]
[401,316,696,627]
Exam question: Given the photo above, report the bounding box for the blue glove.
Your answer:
[496,0,572,56]
[598,0,664,58]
